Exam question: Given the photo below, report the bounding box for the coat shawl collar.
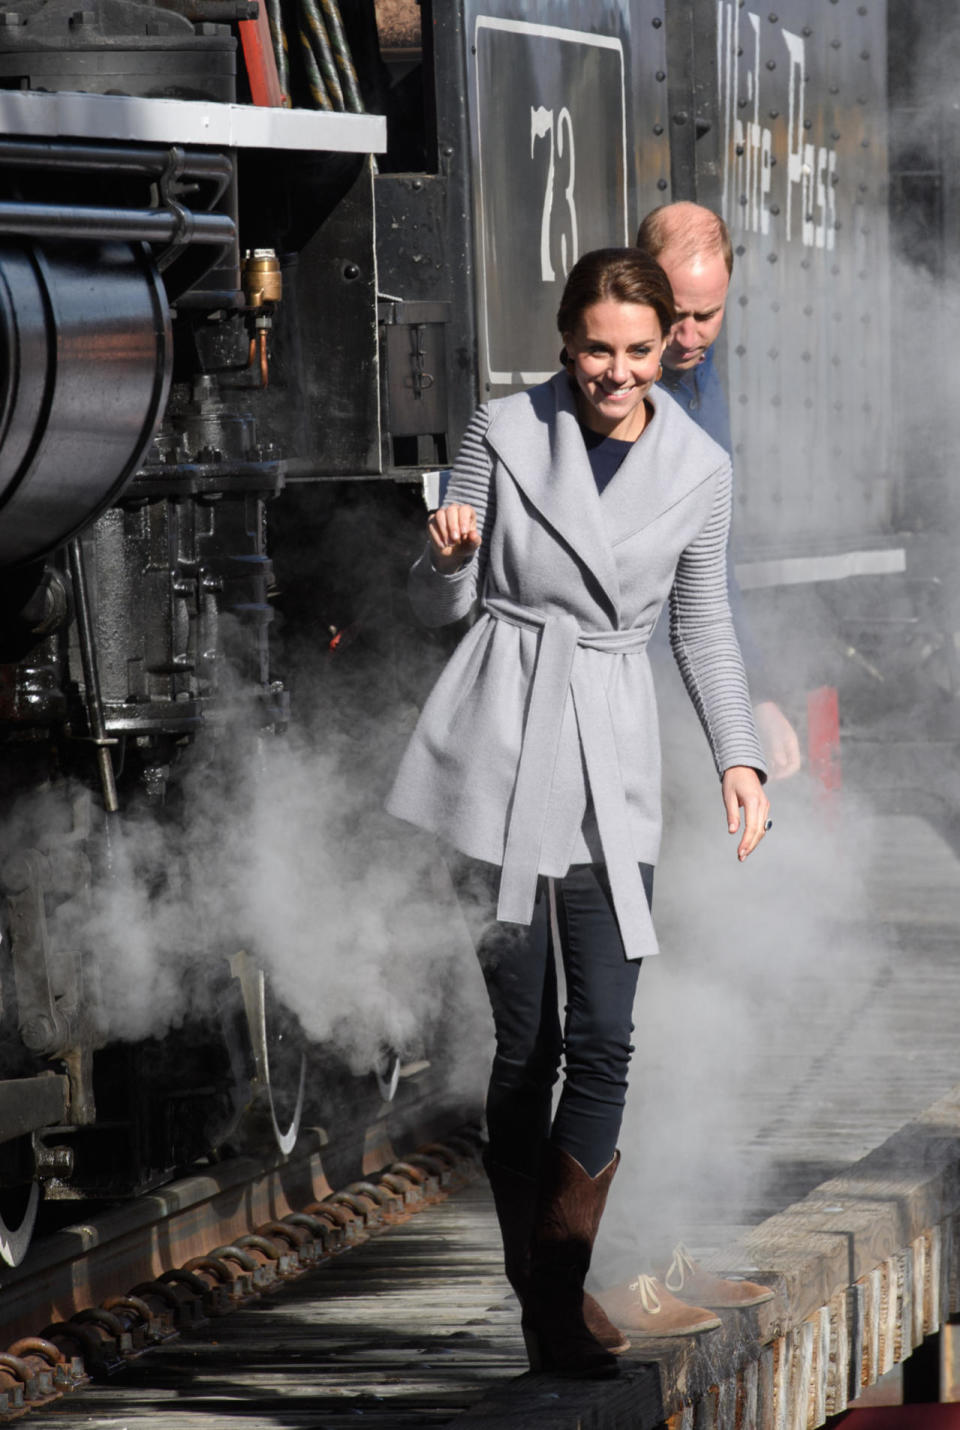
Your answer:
[484,373,727,619]
[599,383,727,548]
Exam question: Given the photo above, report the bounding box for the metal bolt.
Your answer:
[342,262,360,281]
[21,1015,56,1052]
[653,123,664,136]
[652,15,662,26]
[673,110,688,125]
[766,59,776,70]
[35,1144,74,1179]
[655,70,666,82]
[657,178,668,190]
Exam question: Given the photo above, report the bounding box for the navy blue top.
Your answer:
[579,424,634,493]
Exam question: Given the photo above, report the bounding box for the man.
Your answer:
[638,202,801,779]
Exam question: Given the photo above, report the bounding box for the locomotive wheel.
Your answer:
[229,951,306,1156]
[0,1180,39,1267]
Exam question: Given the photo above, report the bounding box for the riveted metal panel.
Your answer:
[462,1,669,396]
[707,0,892,563]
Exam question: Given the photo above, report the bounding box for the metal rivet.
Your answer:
[656,70,666,81]
[860,49,870,60]
[739,295,749,306]
[768,11,778,20]
[770,204,780,215]
[735,245,746,256]
[652,15,662,26]
[802,24,812,36]
[653,123,664,135]
[657,178,668,190]
[736,142,745,155]
[831,38,841,48]
[766,59,776,70]
[767,253,778,263]
[769,109,779,118]
[673,110,688,125]
[735,344,746,356]
[804,118,812,129]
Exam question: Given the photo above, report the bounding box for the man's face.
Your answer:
[658,249,730,371]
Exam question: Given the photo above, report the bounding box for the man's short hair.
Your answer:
[636,202,734,277]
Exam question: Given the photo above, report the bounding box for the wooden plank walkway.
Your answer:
[32,808,960,1427]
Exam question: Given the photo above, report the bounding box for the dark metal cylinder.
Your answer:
[0,241,172,566]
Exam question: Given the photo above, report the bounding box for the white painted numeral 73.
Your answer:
[530,105,579,282]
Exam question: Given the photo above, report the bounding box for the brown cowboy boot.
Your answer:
[521,1145,621,1378]
[482,1151,629,1353]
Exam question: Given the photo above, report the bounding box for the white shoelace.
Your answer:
[626,1273,663,1314]
[663,1242,698,1294]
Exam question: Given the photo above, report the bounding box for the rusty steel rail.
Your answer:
[0,1126,483,1423]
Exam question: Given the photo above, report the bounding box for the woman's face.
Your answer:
[564,299,667,439]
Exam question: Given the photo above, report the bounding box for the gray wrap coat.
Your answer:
[386,371,766,961]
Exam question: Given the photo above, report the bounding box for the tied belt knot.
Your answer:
[483,596,658,961]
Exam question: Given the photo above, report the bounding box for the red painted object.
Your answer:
[807,684,842,798]
[834,1408,960,1427]
[239,4,286,107]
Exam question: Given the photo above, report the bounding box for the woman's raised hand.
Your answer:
[721,765,771,862]
[428,503,481,573]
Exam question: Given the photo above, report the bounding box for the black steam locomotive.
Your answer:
[0,0,956,1264]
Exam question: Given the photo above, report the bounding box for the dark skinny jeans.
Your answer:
[450,857,652,1179]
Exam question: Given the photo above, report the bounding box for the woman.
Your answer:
[387,248,769,1377]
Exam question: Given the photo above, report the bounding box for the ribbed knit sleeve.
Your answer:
[669,461,768,781]
[408,404,495,628]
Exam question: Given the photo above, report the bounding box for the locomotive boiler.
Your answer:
[0,0,957,1267]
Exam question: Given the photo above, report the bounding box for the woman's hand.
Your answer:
[428,503,481,573]
[721,765,770,862]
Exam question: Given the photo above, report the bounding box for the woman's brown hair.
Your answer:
[557,247,676,341]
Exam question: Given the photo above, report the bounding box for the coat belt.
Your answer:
[483,596,659,961]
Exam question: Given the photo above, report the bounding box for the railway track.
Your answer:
[0,1122,484,1423]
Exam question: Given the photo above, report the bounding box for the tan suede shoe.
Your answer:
[596,1274,721,1336]
[659,1243,774,1309]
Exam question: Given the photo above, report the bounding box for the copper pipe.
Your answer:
[258,329,269,389]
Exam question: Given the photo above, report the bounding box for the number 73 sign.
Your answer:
[467,14,629,390]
